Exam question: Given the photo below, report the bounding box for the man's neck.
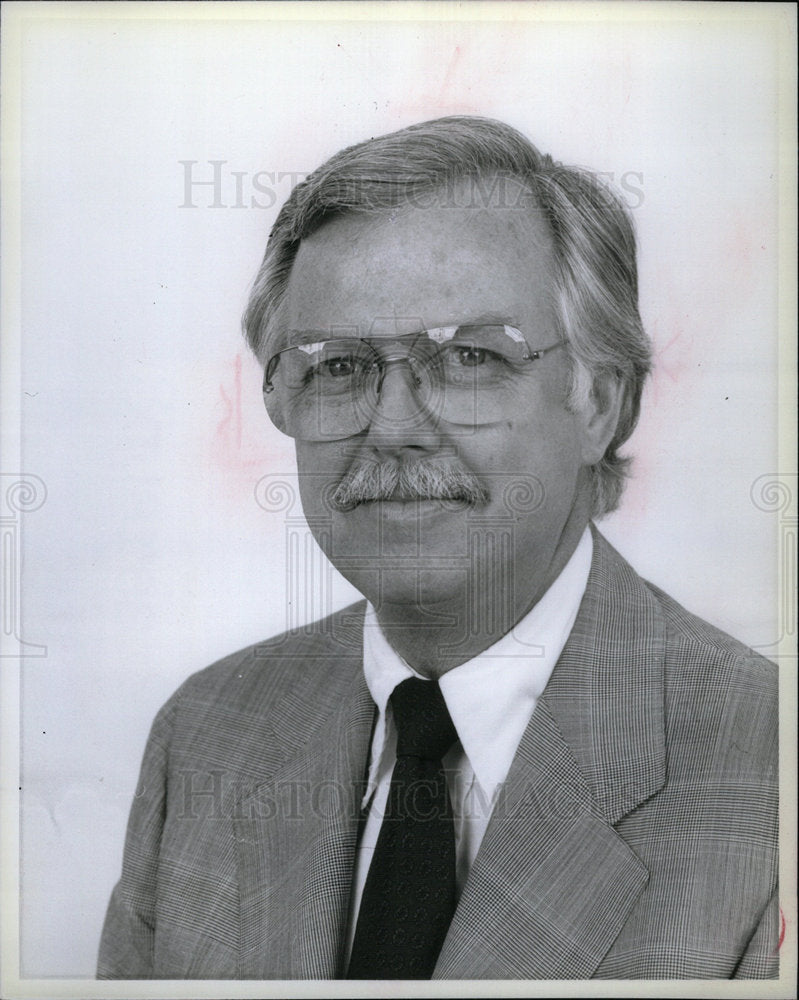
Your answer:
[374,511,591,679]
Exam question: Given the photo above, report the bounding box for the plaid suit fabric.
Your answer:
[98,528,778,979]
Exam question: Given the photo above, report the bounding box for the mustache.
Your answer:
[331,459,489,511]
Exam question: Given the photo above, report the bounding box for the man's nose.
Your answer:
[363,359,440,446]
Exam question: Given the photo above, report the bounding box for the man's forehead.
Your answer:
[274,182,557,354]
[297,175,550,249]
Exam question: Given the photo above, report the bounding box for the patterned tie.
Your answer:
[347,676,459,979]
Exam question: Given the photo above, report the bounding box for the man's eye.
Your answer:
[324,357,356,377]
[446,345,506,368]
[306,355,364,379]
[455,347,486,367]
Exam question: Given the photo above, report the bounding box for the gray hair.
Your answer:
[242,116,652,517]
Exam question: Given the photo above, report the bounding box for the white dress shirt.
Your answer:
[345,527,594,959]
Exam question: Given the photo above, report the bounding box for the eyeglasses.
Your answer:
[262,324,564,441]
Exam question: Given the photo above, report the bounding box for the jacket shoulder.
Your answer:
[593,526,776,696]
[148,601,367,781]
[645,577,777,696]
[173,600,365,708]
[640,578,777,784]
[590,528,777,769]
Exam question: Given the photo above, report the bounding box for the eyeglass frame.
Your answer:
[262,324,565,398]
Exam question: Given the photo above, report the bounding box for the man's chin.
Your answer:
[349,567,471,617]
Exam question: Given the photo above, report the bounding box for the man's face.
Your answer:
[282,183,612,632]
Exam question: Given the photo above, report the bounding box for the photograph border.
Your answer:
[1,2,795,998]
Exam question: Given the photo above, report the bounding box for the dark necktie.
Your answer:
[347,676,459,979]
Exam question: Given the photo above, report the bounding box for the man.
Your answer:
[98,116,778,980]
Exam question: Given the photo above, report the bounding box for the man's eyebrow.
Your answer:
[446,315,522,329]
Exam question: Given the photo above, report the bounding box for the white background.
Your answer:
[5,1,791,981]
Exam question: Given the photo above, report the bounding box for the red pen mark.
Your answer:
[778,907,786,950]
[621,50,633,106]
[437,46,462,103]
[394,44,480,119]
[646,315,694,411]
[217,353,243,451]
[207,351,294,492]
[654,329,687,384]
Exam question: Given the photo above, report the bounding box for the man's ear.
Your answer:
[578,374,625,466]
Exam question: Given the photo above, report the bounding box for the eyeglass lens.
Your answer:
[264,325,541,441]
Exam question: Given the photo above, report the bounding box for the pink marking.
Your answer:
[393,44,482,119]
[234,353,242,450]
[437,46,462,103]
[206,352,294,495]
[646,317,694,409]
[654,330,687,384]
[216,354,242,451]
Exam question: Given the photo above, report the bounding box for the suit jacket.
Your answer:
[98,528,779,979]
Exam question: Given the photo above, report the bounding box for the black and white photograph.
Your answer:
[1,2,795,996]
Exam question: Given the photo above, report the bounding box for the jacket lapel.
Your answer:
[233,622,375,979]
[436,529,667,979]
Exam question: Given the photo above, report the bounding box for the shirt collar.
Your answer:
[361,526,593,801]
